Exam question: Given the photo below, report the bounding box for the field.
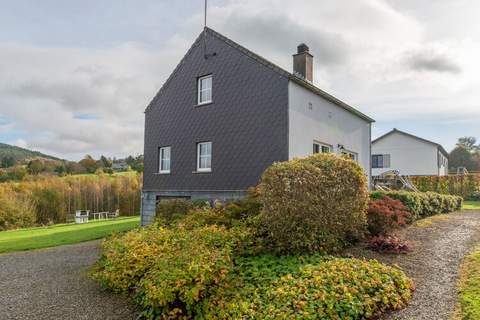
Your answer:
[463,201,480,210]
[0,216,140,253]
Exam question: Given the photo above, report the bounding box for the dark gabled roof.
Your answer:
[372,128,449,158]
[146,27,375,123]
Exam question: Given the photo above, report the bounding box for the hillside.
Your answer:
[0,142,60,167]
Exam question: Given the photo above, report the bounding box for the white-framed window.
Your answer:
[158,146,171,173]
[313,141,332,154]
[197,142,212,172]
[438,153,448,168]
[342,150,358,161]
[372,154,390,168]
[197,75,212,105]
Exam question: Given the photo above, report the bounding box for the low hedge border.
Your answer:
[370,190,463,220]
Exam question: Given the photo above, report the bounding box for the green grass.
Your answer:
[455,245,480,320]
[463,201,480,210]
[0,216,140,254]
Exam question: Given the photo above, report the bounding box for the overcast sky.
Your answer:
[1,0,479,160]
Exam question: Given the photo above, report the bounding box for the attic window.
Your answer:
[197,75,212,105]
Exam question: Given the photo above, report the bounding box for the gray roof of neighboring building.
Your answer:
[372,128,449,158]
[146,27,375,123]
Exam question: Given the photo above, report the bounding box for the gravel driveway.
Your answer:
[0,240,137,320]
[347,210,480,320]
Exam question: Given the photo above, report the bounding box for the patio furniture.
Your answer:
[91,211,108,220]
[106,209,119,219]
[75,210,90,224]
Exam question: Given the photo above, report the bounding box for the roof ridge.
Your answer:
[145,29,206,113]
[373,128,449,156]
[205,28,374,123]
[146,27,374,123]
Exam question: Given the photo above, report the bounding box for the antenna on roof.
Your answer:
[203,0,208,59]
[203,0,216,59]
[204,0,207,29]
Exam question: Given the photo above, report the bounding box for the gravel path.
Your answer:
[347,210,480,320]
[0,240,137,320]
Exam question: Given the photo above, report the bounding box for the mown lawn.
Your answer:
[455,245,480,320]
[0,216,140,254]
[463,201,480,210]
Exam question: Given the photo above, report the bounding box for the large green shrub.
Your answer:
[370,190,462,219]
[200,255,414,319]
[92,223,250,319]
[93,203,414,319]
[259,153,369,254]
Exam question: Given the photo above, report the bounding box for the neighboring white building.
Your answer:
[372,128,449,176]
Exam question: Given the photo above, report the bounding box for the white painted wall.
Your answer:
[372,131,446,176]
[288,81,372,180]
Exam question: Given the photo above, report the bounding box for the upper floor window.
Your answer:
[372,154,390,168]
[158,146,171,173]
[197,75,212,105]
[313,142,332,154]
[197,142,212,172]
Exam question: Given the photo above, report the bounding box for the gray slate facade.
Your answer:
[141,28,289,225]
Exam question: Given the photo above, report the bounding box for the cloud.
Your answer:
[1,0,480,156]
[406,51,461,73]
[217,12,350,66]
[0,41,194,159]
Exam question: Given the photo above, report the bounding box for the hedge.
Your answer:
[259,153,369,254]
[370,190,462,220]
[411,175,480,200]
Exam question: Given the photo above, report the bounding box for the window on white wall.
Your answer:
[197,75,212,105]
[197,142,212,172]
[158,146,171,173]
[342,150,358,162]
[313,142,332,154]
[438,153,448,168]
[372,154,390,168]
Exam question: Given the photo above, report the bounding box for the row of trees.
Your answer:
[0,173,142,230]
[449,137,480,172]
[0,154,144,182]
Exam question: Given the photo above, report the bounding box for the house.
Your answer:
[371,128,449,177]
[111,161,129,171]
[141,27,374,225]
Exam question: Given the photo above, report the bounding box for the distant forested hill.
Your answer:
[0,143,60,168]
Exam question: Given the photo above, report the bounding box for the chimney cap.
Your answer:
[297,43,309,54]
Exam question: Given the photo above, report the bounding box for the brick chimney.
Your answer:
[293,43,313,82]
